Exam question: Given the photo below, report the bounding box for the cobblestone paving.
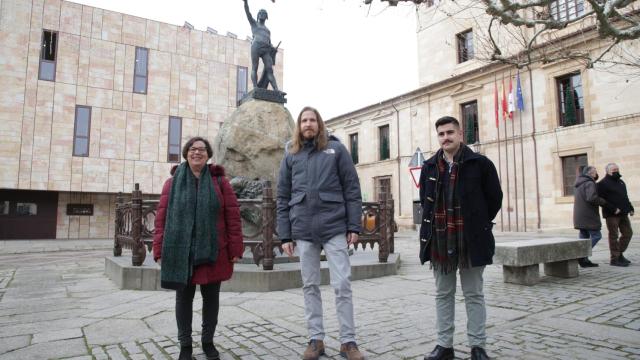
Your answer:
[0,225,639,359]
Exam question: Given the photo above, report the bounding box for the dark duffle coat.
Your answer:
[418,145,503,267]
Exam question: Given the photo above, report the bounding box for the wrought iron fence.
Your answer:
[114,181,394,268]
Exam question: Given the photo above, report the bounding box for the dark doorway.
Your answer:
[0,190,58,239]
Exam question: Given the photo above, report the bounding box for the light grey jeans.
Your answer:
[296,233,356,344]
[433,265,486,348]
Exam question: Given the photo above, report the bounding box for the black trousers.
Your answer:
[175,282,221,347]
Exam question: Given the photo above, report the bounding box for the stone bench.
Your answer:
[493,237,591,285]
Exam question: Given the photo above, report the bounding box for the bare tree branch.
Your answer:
[366,0,640,70]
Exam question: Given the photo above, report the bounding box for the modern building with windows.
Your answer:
[0,0,283,239]
[327,0,639,231]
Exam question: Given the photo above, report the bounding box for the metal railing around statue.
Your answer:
[113,181,395,268]
[113,183,158,266]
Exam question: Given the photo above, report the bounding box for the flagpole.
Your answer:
[528,67,542,230]
[502,73,511,231]
[509,71,519,232]
[495,74,504,232]
[517,71,527,232]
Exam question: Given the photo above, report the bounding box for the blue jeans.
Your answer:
[579,229,602,248]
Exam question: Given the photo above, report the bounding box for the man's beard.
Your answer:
[302,130,317,140]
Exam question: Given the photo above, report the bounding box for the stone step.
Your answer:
[105,252,400,292]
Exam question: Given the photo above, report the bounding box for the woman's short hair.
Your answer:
[182,136,213,160]
[582,165,596,176]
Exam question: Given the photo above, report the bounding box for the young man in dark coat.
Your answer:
[597,163,635,266]
[419,116,502,360]
[573,166,616,267]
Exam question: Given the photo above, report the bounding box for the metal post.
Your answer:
[261,181,275,270]
[131,183,146,266]
[378,193,389,263]
[387,192,395,254]
[113,192,123,256]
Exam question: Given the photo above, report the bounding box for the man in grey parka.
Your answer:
[277,106,364,360]
[573,165,616,267]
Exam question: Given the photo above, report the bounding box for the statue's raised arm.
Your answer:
[243,0,256,27]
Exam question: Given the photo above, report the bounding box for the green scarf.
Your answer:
[161,162,220,289]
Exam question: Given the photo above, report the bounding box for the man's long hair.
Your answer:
[289,106,328,154]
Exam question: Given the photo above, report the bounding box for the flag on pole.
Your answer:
[494,78,499,128]
[508,75,515,120]
[516,71,525,111]
[501,77,508,121]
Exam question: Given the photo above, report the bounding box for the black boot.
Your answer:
[471,347,490,360]
[178,345,193,360]
[620,254,631,265]
[424,345,454,360]
[579,258,598,268]
[202,342,220,360]
[611,257,630,267]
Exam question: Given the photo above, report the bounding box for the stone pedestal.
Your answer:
[240,88,287,105]
[544,259,579,278]
[213,98,294,184]
[503,264,540,285]
[105,252,400,292]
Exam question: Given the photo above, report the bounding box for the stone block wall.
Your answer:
[0,0,284,238]
[0,0,284,196]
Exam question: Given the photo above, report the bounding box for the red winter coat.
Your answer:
[153,164,244,284]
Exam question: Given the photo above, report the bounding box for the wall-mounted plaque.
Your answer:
[67,204,94,216]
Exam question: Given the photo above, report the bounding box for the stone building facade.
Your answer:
[0,0,283,239]
[327,1,639,231]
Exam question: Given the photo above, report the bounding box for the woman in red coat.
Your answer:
[153,136,243,360]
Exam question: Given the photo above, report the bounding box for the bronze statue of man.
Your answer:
[243,0,280,92]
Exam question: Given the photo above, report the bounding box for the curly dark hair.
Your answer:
[182,136,213,160]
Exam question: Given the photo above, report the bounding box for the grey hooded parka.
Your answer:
[276,136,362,244]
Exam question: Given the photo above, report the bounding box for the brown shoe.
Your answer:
[340,342,365,360]
[303,339,325,360]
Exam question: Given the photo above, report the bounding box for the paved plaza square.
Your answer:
[1,226,639,359]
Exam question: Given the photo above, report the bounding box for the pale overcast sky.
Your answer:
[74,0,419,119]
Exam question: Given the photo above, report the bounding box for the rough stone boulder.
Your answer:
[213,99,294,183]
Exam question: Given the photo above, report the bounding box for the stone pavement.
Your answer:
[1,225,639,359]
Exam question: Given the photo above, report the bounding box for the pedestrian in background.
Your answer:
[598,163,634,267]
[573,165,615,267]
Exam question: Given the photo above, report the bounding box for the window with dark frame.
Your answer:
[349,133,359,165]
[456,29,474,63]
[39,30,58,81]
[236,66,248,106]
[460,100,479,144]
[557,73,584,127]
[561,154,588,196]
[133,47,149,94]
[379,125,390,161]
[374,176,392,201]
[73,106,91,157]
[0,201,9,215]
[550,0,585,21]
[167,116,182,163]
[16,203,38,216]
